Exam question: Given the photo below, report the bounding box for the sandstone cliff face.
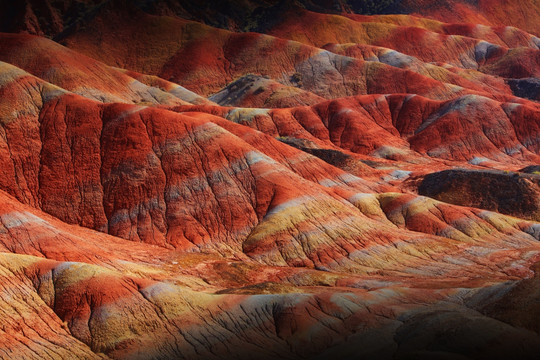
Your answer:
[0,1,539,359]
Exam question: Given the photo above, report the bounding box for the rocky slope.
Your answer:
[419,169,540,221]
[0,1,539,359]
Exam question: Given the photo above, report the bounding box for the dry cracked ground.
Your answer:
[0,0,540,359]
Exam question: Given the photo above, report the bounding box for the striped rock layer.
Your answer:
[0,1,539,359]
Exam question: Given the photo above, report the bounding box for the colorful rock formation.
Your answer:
[0,1,539,359]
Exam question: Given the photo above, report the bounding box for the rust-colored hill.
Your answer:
[0,1,539,359]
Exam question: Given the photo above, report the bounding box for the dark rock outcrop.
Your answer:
[508,78,540,101]
[419,169,540,221]
[521,165,540,174]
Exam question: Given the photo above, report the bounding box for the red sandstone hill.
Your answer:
[0,1,539,359]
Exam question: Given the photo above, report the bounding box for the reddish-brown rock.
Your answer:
[0,1,539,359]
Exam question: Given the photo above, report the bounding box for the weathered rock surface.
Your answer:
[508,78,540,101]
[169,93,540,166]
[1,187,540,359]
[521,165,540,174]
[209,74,325,108]
[0,1,539,359]
[419,169,540,221]
[58,9,499,101]
[0,33,186,105]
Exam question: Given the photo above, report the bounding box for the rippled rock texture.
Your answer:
[0,1,539,359]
